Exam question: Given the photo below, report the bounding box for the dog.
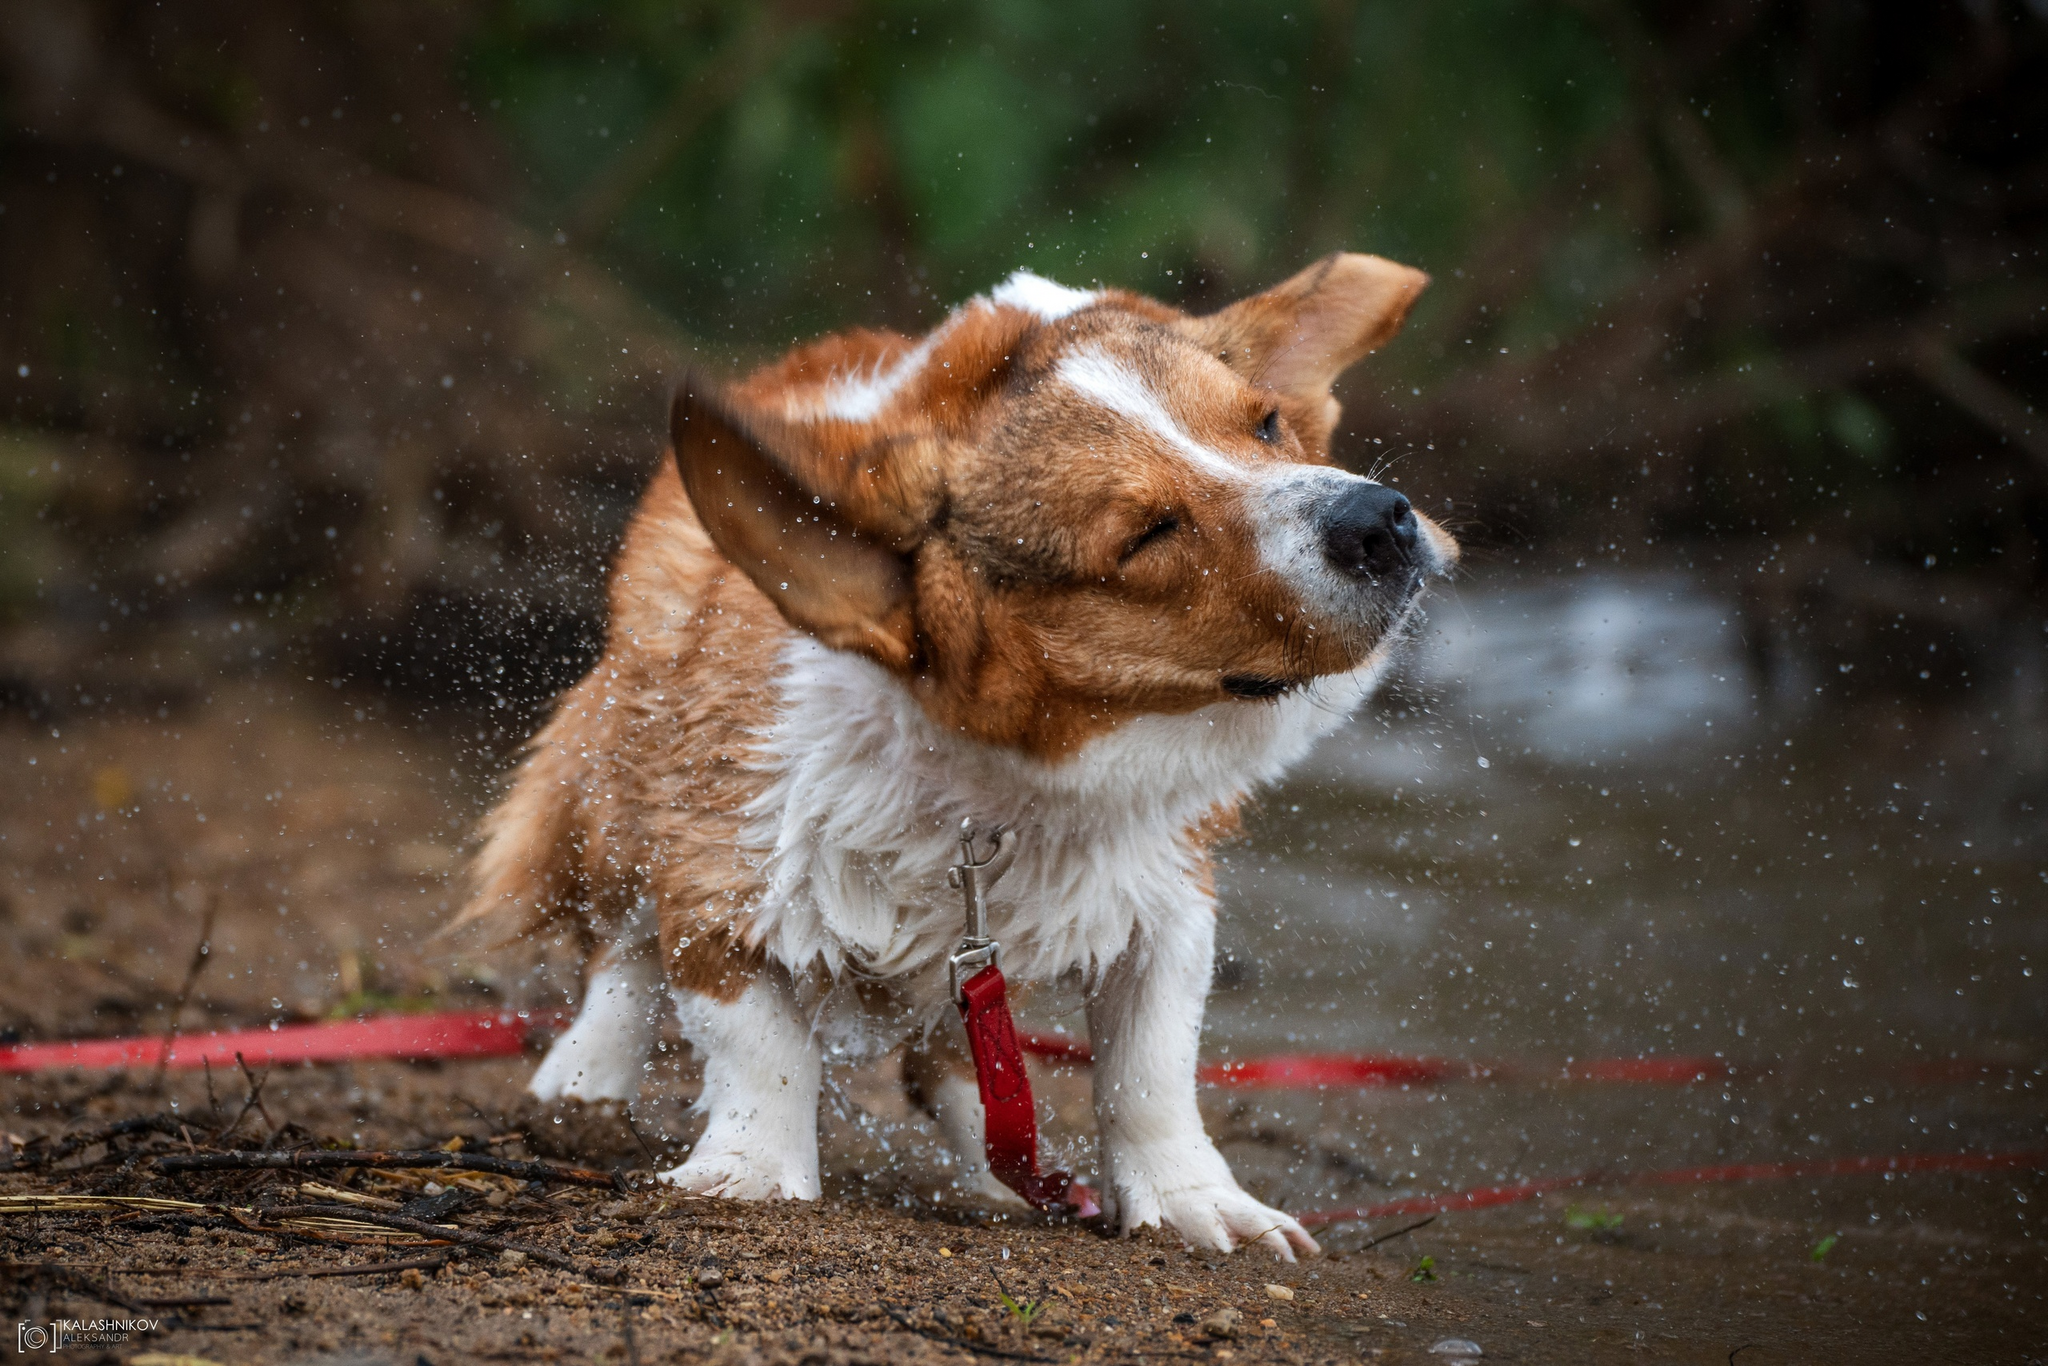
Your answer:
[454,253,1457,1260]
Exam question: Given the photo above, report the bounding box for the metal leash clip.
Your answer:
[946,818,1018,1005]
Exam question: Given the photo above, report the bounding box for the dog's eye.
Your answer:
[1120,515,1180,562]
[1255,409,1282,444]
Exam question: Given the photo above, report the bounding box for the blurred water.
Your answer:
[1201,570,2047,1231]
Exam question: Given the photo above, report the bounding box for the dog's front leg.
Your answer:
[1088,911,1318,1260]
[528,945,663,1104]
[660,968,822,1200]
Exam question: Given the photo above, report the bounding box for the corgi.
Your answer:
[454,253,1456,1260]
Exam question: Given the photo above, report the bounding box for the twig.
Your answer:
[257,1204,580,1271]
[150,894,217,1095]
[229,1051,276,1137]
[621,1109,660,1168]
[22,1254,450,1281]
[1912,343,2048,470]
[7,1262,162,1317]
[564,1280,694,1303]
[0,1114,183,1173]
[621,1292,643,1366]
[222,1253,451,1281]
[882,1306,1054,1362]
[1357,1214,1437,1251]
[155,1148,623,1190]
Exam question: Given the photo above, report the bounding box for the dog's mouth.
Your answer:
[1221,673,1300,701]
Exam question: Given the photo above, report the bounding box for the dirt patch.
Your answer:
[4,690,2043,1364]
[4,1077,2042,1366]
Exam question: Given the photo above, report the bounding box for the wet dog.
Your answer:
[455,254,1456,1258]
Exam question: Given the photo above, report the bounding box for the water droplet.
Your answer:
[1429,1340,1483,1361]
[1476,756,1490,768]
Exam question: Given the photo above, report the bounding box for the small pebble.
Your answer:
[400,1267,425,1290]
[422,1181,445,1196]
[1197,1307,1241,1339]
[938,1247,953,1258]
[696,1268,724,1288]
[1264,1282,1295,1301]
[498,1250,527,1269]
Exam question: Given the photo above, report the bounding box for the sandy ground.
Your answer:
[3,687,2044,1364]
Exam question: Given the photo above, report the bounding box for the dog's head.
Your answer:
[672,253,1457,756]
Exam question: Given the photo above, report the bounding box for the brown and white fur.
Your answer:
[453,254,1457,1260]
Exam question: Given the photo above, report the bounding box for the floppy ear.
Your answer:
[1193,252,1429,453]
[671,378,921,671]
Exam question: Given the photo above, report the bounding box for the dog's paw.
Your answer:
[527,1030,647,1104]
[657,1146,820,1202]
[527,1053,641,1104]
[1104,1142,1318,1261]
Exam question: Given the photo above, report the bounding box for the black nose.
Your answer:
[1319,482,1418,578]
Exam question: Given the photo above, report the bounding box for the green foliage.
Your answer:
[1825,394,1892,464]
[465,0,1631,351]
[1409,1254,1437,1283]
[0,431,73,622]
[1809,1234,1840,1262]
[1565,1205,1625,1232]
[990,1270,1044,1325]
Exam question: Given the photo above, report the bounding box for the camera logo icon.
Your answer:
[18,1321,54,1352]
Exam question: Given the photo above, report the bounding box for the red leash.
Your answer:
[0,1010,535,1073]
[947,822,1099,1218]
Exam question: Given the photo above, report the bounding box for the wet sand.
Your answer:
[3,659,2044,1362]
[4,1056,2044,1365]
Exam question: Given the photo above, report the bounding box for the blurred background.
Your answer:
[1,0,2044,1243]
[3,0,2044,709]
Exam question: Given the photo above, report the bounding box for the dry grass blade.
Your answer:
[155,1148,622,1189]
[0,1194,215,1215]
[257,1203,579,1270]
[293,1180,402,1210]
[0,1194,437,1244]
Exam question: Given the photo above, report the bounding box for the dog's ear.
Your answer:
[1191,252,1429,454]
[672,378,921,671]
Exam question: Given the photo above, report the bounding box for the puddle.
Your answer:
[1204,569,2046,1239]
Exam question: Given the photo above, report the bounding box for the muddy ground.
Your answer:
[3,686,2044,1364]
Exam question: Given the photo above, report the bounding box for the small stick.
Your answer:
[151,894,217,1095]
[8,1262,160,1317]
[1357,1214,1438,1250]
[0,1114,183,1173]
[258,1204,579,1270]
[18,1255,451,1280]
[155,1148,623,1190]
[621,1293,642,1366]
[564,1280,693,1303]
[882,1306,1054,1362]
[621,1109,660,1168]
[227,1051,276,1137]
[225,1253,451,1281]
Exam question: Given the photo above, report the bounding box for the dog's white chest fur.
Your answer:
[742,637,1392,989]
